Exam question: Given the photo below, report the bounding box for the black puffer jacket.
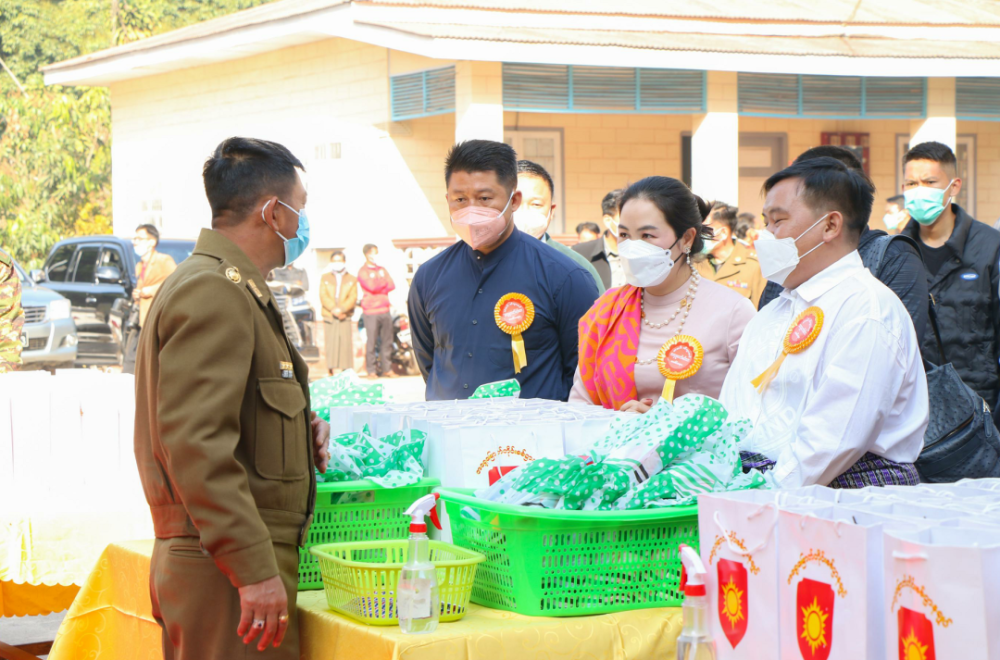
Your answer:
[904,205,1000,408]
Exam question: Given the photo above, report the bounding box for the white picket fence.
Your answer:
[0,370,143,510]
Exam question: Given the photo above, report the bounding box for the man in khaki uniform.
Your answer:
[697,202,767,307]
[0,250,24,373]
[134,137,330,659]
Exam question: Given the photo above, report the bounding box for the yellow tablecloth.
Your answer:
[0,508,153,618]
[50,541,684,660]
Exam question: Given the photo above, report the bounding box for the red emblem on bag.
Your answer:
[898,607,936,660]
[488,465,518,485]
[796,578,834,660]
[717,559,748,648]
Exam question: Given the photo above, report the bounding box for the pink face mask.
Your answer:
[451,191,515,250]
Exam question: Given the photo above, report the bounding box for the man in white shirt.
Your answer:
[720,157,928,488]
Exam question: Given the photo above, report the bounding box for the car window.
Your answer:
[72,246,101,283]
[46,244,77,282]
[101,246,126,279]
[157,241,195,265]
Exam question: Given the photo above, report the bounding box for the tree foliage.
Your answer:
[0,0,276,267]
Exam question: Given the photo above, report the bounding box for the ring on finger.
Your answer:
[278,613,290,623]
[253,619,266,629]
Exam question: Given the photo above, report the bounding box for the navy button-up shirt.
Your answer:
[408,227,601,401]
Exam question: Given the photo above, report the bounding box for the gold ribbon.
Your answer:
[752,306,824,394]
[494,293,535,374]
[657,335,704,404]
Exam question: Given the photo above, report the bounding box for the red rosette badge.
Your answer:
[494,293,535,374]
[752,306,824,394]
[656,335,703,403]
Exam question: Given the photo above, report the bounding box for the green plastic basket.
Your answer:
[438,487,699,617]
[297,478,440,590]
[310,540,485,626]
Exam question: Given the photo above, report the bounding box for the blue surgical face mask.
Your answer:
[904,179,955,226]
[263,199,310,266]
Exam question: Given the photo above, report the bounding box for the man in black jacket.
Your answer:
[758,146,928,345]
[572,189,625,290]
[901,141,1000,421]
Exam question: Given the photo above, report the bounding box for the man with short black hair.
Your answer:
[576,222,602,242]
[734,211,757,244]
[134,136,330,659]
[756,146,928,347]
[515,160,604,294]
[883,194,908,234]
[721,157,928,488]
[696,202,766,306]
[572,189,626,289]
[901,140,1000,419]
[122,223,176,374]
[408,140,600,401]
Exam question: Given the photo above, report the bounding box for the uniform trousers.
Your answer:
[150,537,300,660]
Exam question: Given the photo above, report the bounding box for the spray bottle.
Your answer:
[398,493,442,634]
[676,544,716,660]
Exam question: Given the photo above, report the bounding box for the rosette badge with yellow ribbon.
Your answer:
[494,293,535,373]
[657,335,704,403]
[752,306,824,394]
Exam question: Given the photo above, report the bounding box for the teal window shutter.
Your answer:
[864,77,926,118]
[390,66,456,121]
[639,69,706,113]
[502,63,704,114]
[738,73,800,116]
[739,73,925,119]
[502,63,571,111]
[802,75,863,117]
[957,78,1000,121]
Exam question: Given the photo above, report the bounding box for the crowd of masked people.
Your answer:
[407,138,1000,490]
[128,136,996,658]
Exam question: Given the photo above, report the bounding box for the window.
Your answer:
[738,74,925,119]
[738,134,787,222]
[45,244,77,282]
[390,66,456,121]
[101,246,126,281]
[504,129,565,233]
[72,246,101,283]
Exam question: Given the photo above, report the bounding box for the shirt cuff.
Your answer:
[211,537,280,589]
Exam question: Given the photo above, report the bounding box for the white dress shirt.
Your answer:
[719,251,928,488]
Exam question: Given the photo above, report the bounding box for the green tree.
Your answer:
[0,0,277,266]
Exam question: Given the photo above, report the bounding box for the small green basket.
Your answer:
[298,478,440,590]
[438,487,699,617]
[310,540,485,626]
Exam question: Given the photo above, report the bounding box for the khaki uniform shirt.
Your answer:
[0,251,24,373]
[696,241,767,307]
[134,229,315,588]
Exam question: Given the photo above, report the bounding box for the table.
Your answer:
[49,541,684,660]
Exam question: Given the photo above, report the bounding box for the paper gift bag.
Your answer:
[699,490,785,659]
[777,506,931,660]
[883,526,1000,660]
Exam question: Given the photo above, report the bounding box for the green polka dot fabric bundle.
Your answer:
[309,370,387,423]
[480,394,768,510]
[318,423,426,488]
[469,379,522,399]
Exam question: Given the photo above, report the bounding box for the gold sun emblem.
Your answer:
[901,629,928,660]
[721,577,745,630]
[800,597,829,654]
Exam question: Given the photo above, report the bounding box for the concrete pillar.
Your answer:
[910,78,956,151]
[454,61,504,144]
[691,71,739,205]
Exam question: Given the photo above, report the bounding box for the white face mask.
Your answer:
[754,213,830,287]
[618,238,681,288]
[513,207,552,239]
[330,262,346,273]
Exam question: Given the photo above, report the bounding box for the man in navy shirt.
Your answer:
[408,140,601,401]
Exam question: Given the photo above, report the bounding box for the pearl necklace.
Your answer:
[635,261,700,366]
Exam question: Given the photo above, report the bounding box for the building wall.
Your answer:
[503,111,688,231]
[109,37,455,311]
[960,120,1000,224]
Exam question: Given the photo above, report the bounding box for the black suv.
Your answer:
[34,236,195,365]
